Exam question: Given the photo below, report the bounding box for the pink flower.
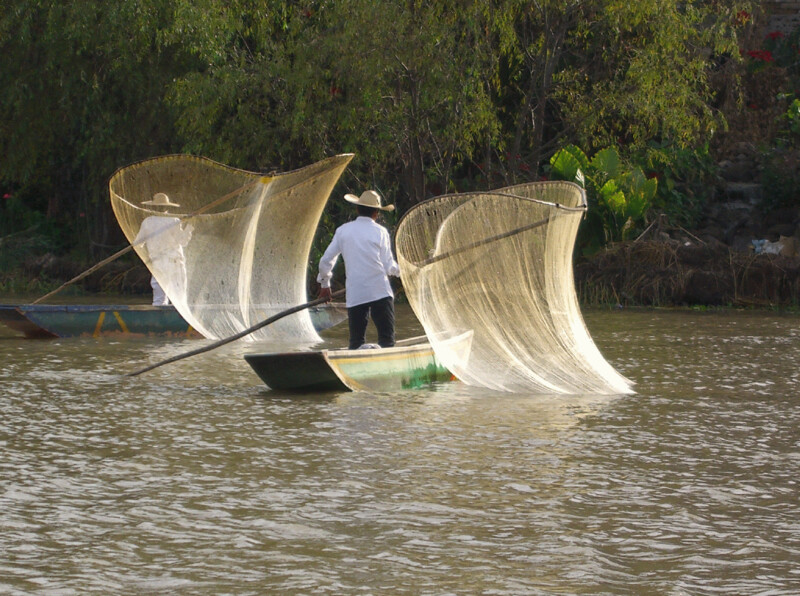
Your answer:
[2,193,11,199]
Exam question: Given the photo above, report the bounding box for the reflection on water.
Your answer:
[1,307,799,593]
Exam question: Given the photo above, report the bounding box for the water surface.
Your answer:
[1,307,798,594]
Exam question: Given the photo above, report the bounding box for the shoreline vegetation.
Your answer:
[2,5,799,308]
[4,231,799,310]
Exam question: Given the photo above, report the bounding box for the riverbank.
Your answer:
[577,189,800,308]
[7,243,799,310]
[6,195,800,309]
[577,237,800,308]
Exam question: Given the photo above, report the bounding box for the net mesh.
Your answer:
[395,181,633,394]
[110,154,353,342]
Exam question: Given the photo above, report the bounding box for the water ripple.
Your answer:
[1,310,799,593]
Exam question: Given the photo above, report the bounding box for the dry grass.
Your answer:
[576,239,800,307]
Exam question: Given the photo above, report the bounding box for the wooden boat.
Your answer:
[0,303,346,339]
[244,331,473,393]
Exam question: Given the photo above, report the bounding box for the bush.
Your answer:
[547,145,656,253]
[759,99,800,212]
[637,141,719,230]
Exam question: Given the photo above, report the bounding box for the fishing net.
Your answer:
[395,181,633,394]
[110,154,353,342]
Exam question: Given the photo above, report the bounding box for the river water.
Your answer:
[1,305,798,594]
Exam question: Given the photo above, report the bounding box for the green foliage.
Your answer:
[0,0,764,275]
[778,99,800,145]
[0,194,44,236]
[482,0,752,175]
[167,0,498,210]
[757,99,800,212]
[635,142,719,229]
[549,144,656,249]
[760,149,800,211]
[0,0,196,249]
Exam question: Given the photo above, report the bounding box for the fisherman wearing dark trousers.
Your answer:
[317,190,400,349]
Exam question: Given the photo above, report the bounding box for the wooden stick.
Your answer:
[127,289,346,377]
[32,177,265,304]
[419,216,550,267]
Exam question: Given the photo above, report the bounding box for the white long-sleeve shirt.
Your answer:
[317,216,400,307]
[133,215,192,264]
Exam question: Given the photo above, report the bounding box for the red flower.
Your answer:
[2,193,11,199]
[767,31,784,41]
[748,103,759,110]
[736,10,751,25]
[746,49,774,62]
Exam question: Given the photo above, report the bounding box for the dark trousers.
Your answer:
[348,296,395,349]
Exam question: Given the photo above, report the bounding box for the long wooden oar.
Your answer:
[127,289,345,377]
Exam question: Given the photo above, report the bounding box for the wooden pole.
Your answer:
[127,289,345,377]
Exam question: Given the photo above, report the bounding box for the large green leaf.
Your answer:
[550,145,589,185]
[591,147,621,180]
[599,179,626,213]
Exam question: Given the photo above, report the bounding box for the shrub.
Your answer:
[547,145,656,253]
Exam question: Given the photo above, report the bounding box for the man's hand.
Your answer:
[318,286,332,302]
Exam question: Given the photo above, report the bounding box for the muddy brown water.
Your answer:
[1,304,798,593]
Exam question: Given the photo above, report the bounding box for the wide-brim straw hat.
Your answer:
[142,192,180,208]
[344,190,394,211]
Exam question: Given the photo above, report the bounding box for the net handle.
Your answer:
[126,289,346,377]
[485,191,587,211]
[417,215,551,267]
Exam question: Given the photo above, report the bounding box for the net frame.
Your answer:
[395,180,633,394]
[109,154,354,342]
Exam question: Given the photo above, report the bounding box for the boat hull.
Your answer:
[245,332,473,393]
[0,303,346,339]
[245,342,455,392]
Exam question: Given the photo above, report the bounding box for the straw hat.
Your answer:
[142,192,180,208]
[344,190,394,211]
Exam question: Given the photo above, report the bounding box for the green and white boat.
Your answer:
[244,331,473,393]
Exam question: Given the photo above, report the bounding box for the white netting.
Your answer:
[395,181,633,394]
[110,154,353,341]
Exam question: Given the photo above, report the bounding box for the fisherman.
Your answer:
[317,190,400,349]
[134,192,193,306]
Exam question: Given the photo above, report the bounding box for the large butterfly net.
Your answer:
[395,181,633,394]
[109,154,353,342]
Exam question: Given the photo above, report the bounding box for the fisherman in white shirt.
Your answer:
[134,192,193,306]
[317,190,400,349]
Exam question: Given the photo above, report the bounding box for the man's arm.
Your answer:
[316,230,341,299]
[379,228,400,277]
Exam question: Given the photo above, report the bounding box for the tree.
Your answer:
[316,0,498,208]
[167,0,498,210]
[480,0,753,182]
[0,0,194,253]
